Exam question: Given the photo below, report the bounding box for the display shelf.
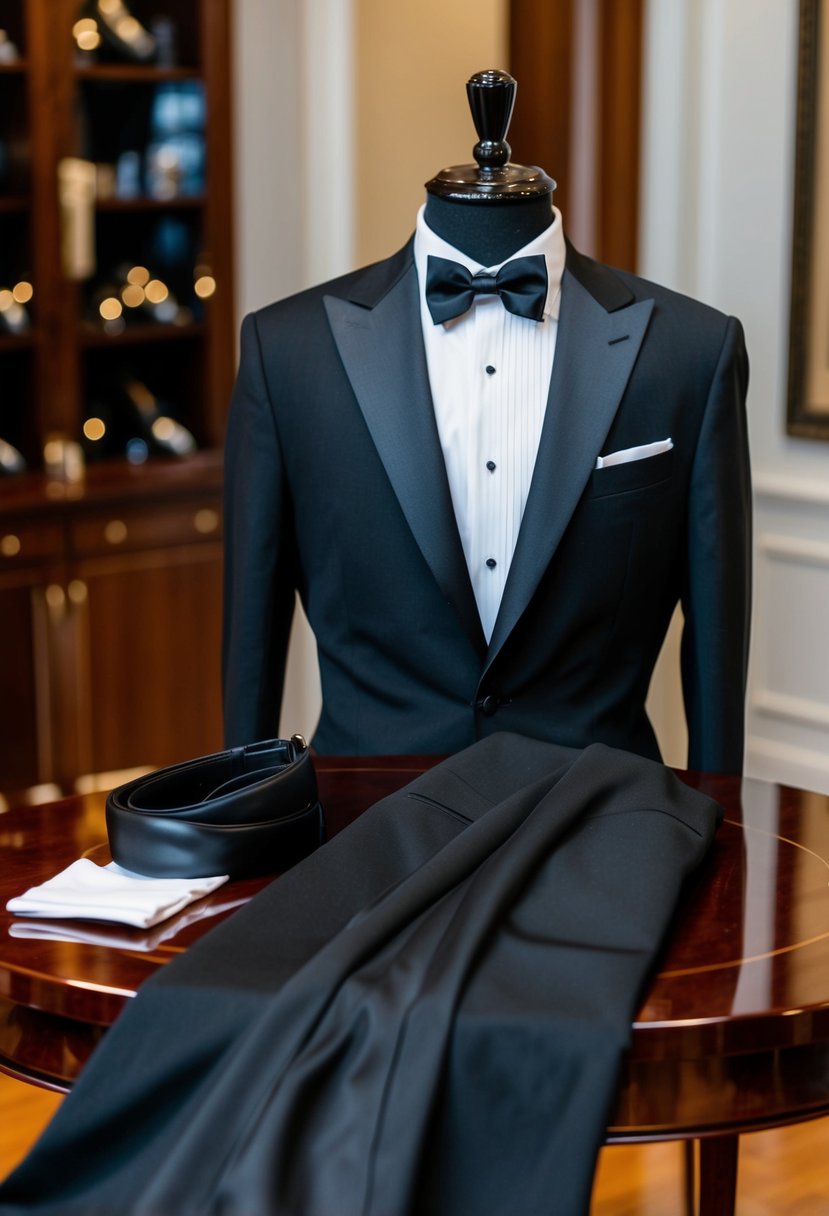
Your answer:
[95,194,205,211]
[0,0,234,465]
[0,332,36,351]
[80,320,205,346]
[73,63,200,82]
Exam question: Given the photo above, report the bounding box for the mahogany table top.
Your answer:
[1,758,828,1143]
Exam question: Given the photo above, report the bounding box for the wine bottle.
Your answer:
[0,437,26,476]
[75,0,157,65]
[122,378,197,456]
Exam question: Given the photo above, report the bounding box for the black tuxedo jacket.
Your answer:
[223,238,750,769]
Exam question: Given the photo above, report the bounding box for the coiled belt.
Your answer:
[106,736,324,879]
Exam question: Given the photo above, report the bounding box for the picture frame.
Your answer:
[788,0,829,438]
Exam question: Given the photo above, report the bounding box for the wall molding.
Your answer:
[753,470,829,507]
[758,530,829,567]
[746,733,829,795]
[751,687,829,729]
[749,525,829,793]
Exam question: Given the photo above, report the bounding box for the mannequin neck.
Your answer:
[423,193,555,266]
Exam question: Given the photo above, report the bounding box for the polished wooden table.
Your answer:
[1,759,828,1216]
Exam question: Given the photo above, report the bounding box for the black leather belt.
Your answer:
[106,736,325,879]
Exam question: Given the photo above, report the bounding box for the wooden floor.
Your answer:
[592,1123,829,1214]
[1,1071,827,1211]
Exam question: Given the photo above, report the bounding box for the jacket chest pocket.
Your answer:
[588,448,673,499]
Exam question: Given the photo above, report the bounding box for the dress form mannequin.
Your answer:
[423,69,556,265]
[218,66,750,775]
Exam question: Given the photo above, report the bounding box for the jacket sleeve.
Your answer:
[680,315,751,773]
[222,312,299,747]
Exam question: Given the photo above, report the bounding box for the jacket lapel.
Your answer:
[486,261,654,665]
[324,246,486,656]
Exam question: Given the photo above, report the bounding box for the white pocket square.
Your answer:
[595,438,673,469]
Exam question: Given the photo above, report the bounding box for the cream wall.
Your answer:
[233,0,304,312]
[233,0,322,738]
[354,0,508,265]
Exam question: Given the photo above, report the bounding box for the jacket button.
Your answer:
[478,694,500,716]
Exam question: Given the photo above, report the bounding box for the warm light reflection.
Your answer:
[127,380,154,411]
[43,440,63,465]
[99,296,123,321]
[127,266,151,287]
[121,284,145,308]
[194,275,216,299]
[77,29,101,50]
[151,417,175,442]
[13,281,33,304]
[68,579,88,605]
[83,417,106,442]
[193,509,219,535]
[45,584,65,611]
[145,279,169,304]
[72,17,101,51]
[99,0,119,15]
[104,519,128,544]
[0,288,29,334]
[116,16,141,42]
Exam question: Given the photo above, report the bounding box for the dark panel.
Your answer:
[83,544,224,773]
[0,583,41,787]
[507,0,575,220]
[509,0,644,271]
[596,0,643,270]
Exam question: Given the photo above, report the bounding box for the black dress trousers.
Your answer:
[0,734,722,1216]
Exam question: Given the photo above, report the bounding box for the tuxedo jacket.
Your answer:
[223,237,751,770]
[0,735,723,1216]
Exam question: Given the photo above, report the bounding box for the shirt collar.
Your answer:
[414,202,566,322]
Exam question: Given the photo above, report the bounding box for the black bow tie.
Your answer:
[425,254,548,325]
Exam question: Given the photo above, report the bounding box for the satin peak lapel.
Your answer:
[486,270,654,664]
[324,268,485,655]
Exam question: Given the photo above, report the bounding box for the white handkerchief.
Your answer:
[9,894,247,951]
[595,437,673,469]
[6,859,228,929]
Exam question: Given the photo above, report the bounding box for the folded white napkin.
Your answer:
[6,860,229,929]
[9,893,247,951]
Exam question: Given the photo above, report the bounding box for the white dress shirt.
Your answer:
[413,204,566,642]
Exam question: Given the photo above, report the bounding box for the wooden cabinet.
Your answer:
[0,520,62,789]
[0,1,234,793]
[0,454,224,791]
[0,0,234,466]
[68,472,225,778]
